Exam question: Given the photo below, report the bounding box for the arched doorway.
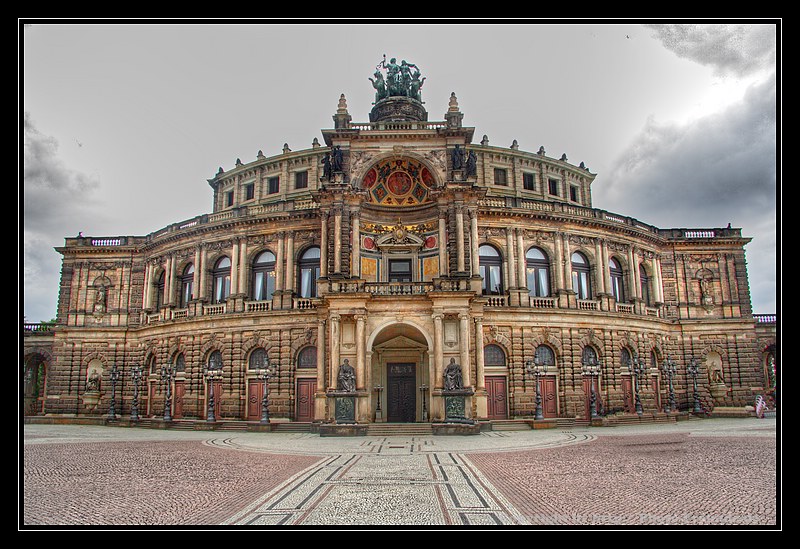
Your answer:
[23,354,47,416]
[369,322,431,423]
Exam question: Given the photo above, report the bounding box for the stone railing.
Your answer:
[577,299,600,311]
[293,298,319,310]
[171,308,189,320]
[529,296,557,309]
[23,323,56,333]
[245,300,272,313]
[365,282,434,296]
[203,303,226,316]
[485,295,508,307]
[615,303,635,314]
[754,314,776,324]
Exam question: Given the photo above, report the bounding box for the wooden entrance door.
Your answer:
[387,363,416,422]
[541,376,557,418]
[621,375,634,413]
[485,376,508,420]
[296,378,316,422]
[173,381,185,419]
[247,381,263,421]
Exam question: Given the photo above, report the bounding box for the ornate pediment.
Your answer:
[374,219,425,252]
[374,335,428,352]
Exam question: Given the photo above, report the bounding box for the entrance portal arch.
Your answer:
[368,321,432,423]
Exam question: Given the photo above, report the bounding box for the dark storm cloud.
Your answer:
[23,113,105,321]
[601,73,776,228]
[645,23,776,78]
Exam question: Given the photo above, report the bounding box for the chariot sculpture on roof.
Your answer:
[370,54,426,103]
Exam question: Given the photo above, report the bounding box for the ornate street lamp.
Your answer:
[107,364,120,420]
[662,355,677,413]
[130,366,142,422]
[203,365,224,423]
[582,353,602,419]
[257,361,273,425]
[631,353,644,416]
[159,364,176,422]
[419,384,429,422]
[687,357,702,413]
[525,357,544,420]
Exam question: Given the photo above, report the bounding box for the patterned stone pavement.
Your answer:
[21,418,779,529]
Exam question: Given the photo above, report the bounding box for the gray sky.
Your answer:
[22,22,778,322]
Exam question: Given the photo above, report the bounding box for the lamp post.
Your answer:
[130,366,142,422]
[662,355,677,413]
[631,353,644,416]
[373,385,384,421]
[687,357,702,413]
[160,364,175,422]
[107,364,120,420]
[582,354,601,419]
[419,384,429,422]
[204,366,223,423]
[257,362,272,425]
[525,357,544,420]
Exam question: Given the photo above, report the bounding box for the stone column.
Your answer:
[554,232,564,290]
[474,316,485,390]
[627,246,638,299]
[316,319,326,393]
[320,212,328,277]
[355,314,365,390]
[238,238,247,296]
[516,229,526,291]
[653,256,663,304]
[602,240,611,294]
[199,246,208,301]
[230,240,239,295]
[143,261,152,309]
[563,234,572,292]
[193,247,202,301]
[432,313,444,388]
[506,227,517,288]
[594,238,605,295]
[275,232,285,293]
[167,255,177,305]
[459,313,471,388]
[285,231,295,294]
[456,205,465,272]
[470,209,479,277]
[330,314,341,391]
[334,209,342,274]
[438,212,448,277]
[351,213,360,278]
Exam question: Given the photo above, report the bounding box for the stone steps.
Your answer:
[366,423,433,436]
[490,420,532,431]
[271,422,313,433]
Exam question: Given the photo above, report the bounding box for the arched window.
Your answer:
[525,247,550,297]
[248,348,269,371]
[535,345,556,366]
[639,264,652,306]
[208,350,223,371]
[479,244,503,295]
[174,353,186,373]
[620,347,633,371]
[298,247,321,298]
[609,257,625,303]
[484,344,506,367]
[571,251,591,299]
[148,355,158,374]
[297,346,317,369]
[212,257,231,304]
[179,264,194,308]
[252,250,276,301]
[155,271,166,309]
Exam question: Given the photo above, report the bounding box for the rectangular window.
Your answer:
[225,191,234,207]
[389,259,412,282]
[570,185,578,202]
[494,168,508,186]
[523,173,535,190]
[245,183,255,201]
[268,176,280,194]
[295,171,308,189]
[548,179,559,196]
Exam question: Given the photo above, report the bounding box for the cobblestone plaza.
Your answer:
[21,418,779,529]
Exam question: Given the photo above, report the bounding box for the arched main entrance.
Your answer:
[369,322,431,423]
[23,353,48,416]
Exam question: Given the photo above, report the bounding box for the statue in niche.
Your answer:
[93,285,107,314]
[86,369,102,392]
[337,359,356,393]
[443,358,464,391]
[465,150,477,177]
